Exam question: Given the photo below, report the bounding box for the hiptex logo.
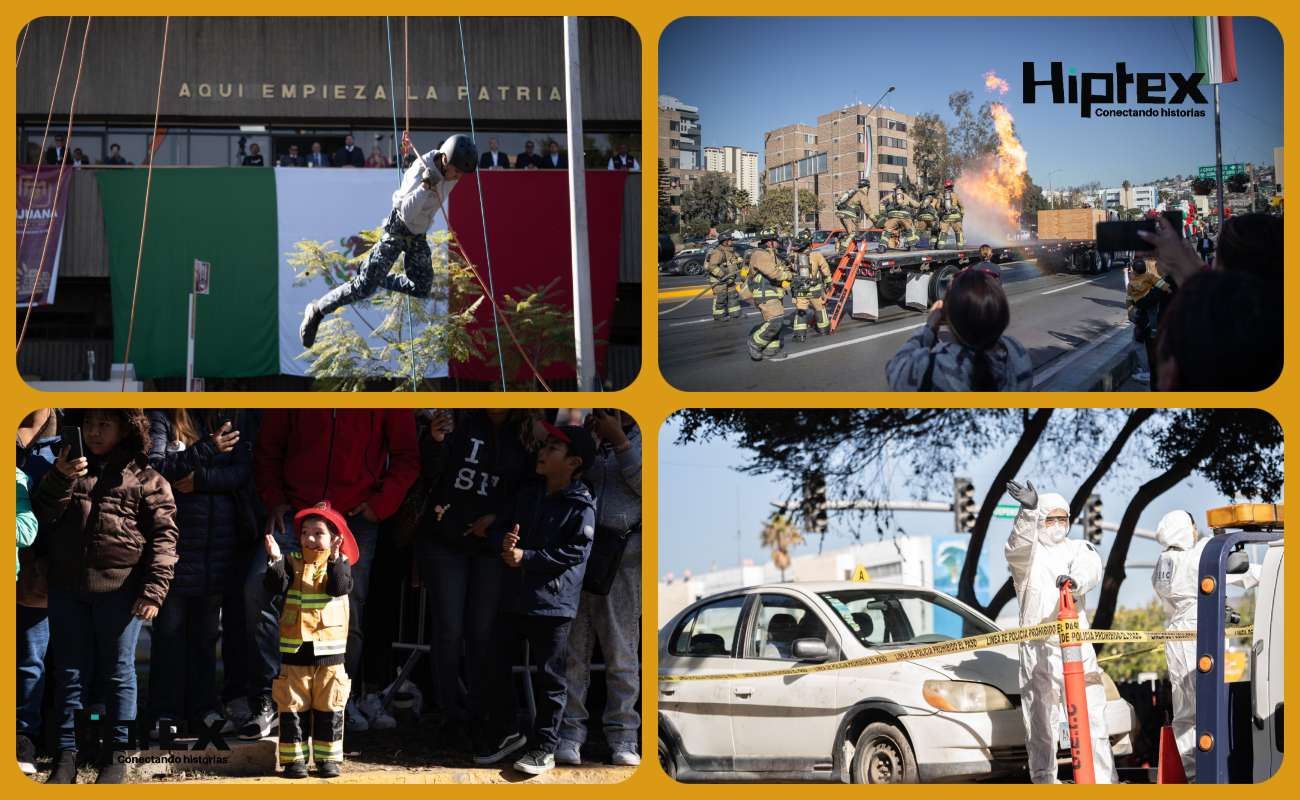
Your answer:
[52,710,232,751]
[1023,62,1209,118]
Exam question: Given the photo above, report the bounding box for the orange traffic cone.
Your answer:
[1156,726,1188,784]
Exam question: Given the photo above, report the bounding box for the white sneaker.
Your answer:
[555,743,581,765]
[1132,371,1150,383]
[345,698,370,732]
[357,694,396,730]
[150,715,180,741]
[223,697,252,725]
[17,734,37,775]
[611,744,640,766]
[199,709,236,735]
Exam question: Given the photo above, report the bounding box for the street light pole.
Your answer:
[865,86,894,221]
[1048,169,1062,208]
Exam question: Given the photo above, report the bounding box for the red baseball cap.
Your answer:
[538,421,596,473]
[293,501,360,565]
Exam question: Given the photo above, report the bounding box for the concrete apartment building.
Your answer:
[1100,185,1157,212]
[765,103,920,229]
[658,96,709,230]
[703,145,760,205]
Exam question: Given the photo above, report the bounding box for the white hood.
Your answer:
[1156,510,1197,550]
[1036,492,1071,546]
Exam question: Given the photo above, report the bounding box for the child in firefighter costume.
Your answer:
[264,502,360,779]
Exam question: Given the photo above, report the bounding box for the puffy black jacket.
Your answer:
[488,479,596,618]
[146,410,253,596]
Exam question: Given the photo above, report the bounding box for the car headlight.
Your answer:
[922,680,1014,713]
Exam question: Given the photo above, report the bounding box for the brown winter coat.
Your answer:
[30,449,180,605]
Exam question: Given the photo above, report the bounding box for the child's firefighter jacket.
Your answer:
[275,552,350,658]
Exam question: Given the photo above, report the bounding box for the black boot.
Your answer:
[47,750,78,784]
[766,348,789,360]
[814,326,830,336]
[316,760,341,779]
[94,753,129,784]
[748,341,765,361]
[299,301,325,348]
[792,331,807,343]
[282,760,309,779]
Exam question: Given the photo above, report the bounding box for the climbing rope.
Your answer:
[119,16,170,391]
[16,17,87,358]
[386,17,418,393]
[15,21,31,69]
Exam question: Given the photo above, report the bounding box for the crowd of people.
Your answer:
[15,407,642,782]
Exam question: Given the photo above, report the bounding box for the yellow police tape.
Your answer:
[657,621,1254,682]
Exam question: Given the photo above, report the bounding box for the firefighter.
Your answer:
[914,190,942,248]
[789,232,832,341]
[833,178,873,253]
[744,227,794,360]
[880,185,920,251]
[705,231,744,321]
[936,179,966,249]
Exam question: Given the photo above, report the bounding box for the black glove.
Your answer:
[1055,575,1075,590]
[1006,479,1038,510]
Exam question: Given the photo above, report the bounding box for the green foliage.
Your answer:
[481,277,608,390]
[1100,599,1171,681]
[1019,171,1048,229]
[911,111,952,188]
[756,187,823,233]
[288,227,485,391]
[1191,176,1217,196]
[1122,179,1132,189]
[681,217,711,238]
[947,90,1001,176]
[1227,173,1250,193]
[679,171,738,223]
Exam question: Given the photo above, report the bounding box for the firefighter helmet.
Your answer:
[943,180,954,190]
[858,177,871,188]
[758,227,780,243]
[718,229,735,242]
[791,231,812,250]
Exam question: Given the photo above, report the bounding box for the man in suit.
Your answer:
[515,141,542,170]
[280,145,305,167]
[607,143,639,170]
[540,141,568,169]
[332,135,365,168]
[69,148,88,170]
[44,135,66,165]
[306,141,330,168]
[479,138,509,169]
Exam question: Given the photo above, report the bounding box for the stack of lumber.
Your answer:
[1038,209,1111,240]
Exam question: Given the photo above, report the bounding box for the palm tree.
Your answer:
[759,514,805,582]
[733,188,751,224]
[1122,180,1132,189]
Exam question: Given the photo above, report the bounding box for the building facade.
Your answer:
[765,104,920,229]
[1100,185,1156,212]
[702,145,759,205]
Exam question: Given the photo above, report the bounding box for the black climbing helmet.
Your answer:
[440,134,479,174]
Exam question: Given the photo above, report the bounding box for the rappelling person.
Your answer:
[743,228,794,361]
[833,177,874,255]
[788,232,832,341]
[880,185,920,251]
[299,133,479,348]
[935,179,966,249]
[705,231,744,322]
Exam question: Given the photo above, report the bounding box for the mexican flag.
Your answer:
[1193,17,1238,85]
[95,167,447,380]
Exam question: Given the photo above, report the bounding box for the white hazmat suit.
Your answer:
[1152,510,1260,782]
[1005,489,1116,784]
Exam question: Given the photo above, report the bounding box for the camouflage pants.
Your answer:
[319,208,434,315]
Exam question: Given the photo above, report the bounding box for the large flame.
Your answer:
[954,103,1029,239]
[983,70,1010,95]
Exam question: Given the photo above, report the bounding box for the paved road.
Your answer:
[657,261,1132,392]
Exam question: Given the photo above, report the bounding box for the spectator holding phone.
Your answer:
[32,409,179,784]
[144,410,251,739]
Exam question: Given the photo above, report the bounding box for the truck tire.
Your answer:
[851,722,919,784]
[658,736,677,780]
[878,274,906,303]
[929,264,961,305]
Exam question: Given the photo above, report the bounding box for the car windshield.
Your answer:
[813,230,831,241]
[816,589,998,648]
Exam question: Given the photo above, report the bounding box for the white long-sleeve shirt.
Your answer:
[393,151,458,234]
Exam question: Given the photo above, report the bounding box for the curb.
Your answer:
[205,766,638,784]
[1084,341,1139,392]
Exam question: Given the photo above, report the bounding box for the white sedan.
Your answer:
[658,581,1135,784]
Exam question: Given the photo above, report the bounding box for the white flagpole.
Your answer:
[563,17,596,392]
[186,292,195,392]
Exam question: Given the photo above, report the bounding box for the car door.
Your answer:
[727,592,842,769]
[1251,544,1284,782]
[660,595,749,764]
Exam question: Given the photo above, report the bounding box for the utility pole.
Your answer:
[1048,169,1062,209]
[1214,83,1225,233]
[563,16,596,391]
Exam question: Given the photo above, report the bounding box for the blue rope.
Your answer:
[458,16,508,390]
[386,17,418,392]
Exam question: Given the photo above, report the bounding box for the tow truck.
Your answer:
[1193,503,1284,783]
[815,235,1114,333]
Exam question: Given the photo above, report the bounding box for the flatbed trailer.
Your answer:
[821,236,1120,332]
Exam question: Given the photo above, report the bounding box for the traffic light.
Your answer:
[1082,494,1103,545]
[953,478,976,533]
[802,471,828,533]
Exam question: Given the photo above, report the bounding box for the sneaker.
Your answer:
[150,715,180,742]
[315,759,340,779]
[474,732,526,765]
[238,696,278,740]
[554,742,581,765]
[299,301,325,348]
[611,744,641,766]
[344,698,370,732]
[282,760,309,779]
[223,697,252,725]
[1131,371,1151,384]
[465,714,490,756]
[513,749,555,775]
[357,694,396,731]
[17,734,37,775]
[197,709,236,736]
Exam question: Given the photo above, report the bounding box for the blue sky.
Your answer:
[659,17,1283,189]
[658,416,1276,613]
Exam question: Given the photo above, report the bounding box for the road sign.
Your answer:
[1199,164,1245,179]
[992,504,1020,519]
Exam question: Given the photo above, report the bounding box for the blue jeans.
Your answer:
[487,613,572,753]
[219,544,258,705]
[244,510,379,699]
[416,539,504,716]
[17,603,50,739]
[147,594,223,721]
[48,585,143,750]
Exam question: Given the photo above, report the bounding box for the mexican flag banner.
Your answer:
[1193,17,1238,85]
[96,167,447,380]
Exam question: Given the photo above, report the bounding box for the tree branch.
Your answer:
[1067,408,1155,521]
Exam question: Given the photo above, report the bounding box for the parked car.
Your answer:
[660,243,756,276]
[659,580,1136,784]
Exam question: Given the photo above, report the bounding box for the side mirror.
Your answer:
[1226,550,1250,575]
[791,639,828,660]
